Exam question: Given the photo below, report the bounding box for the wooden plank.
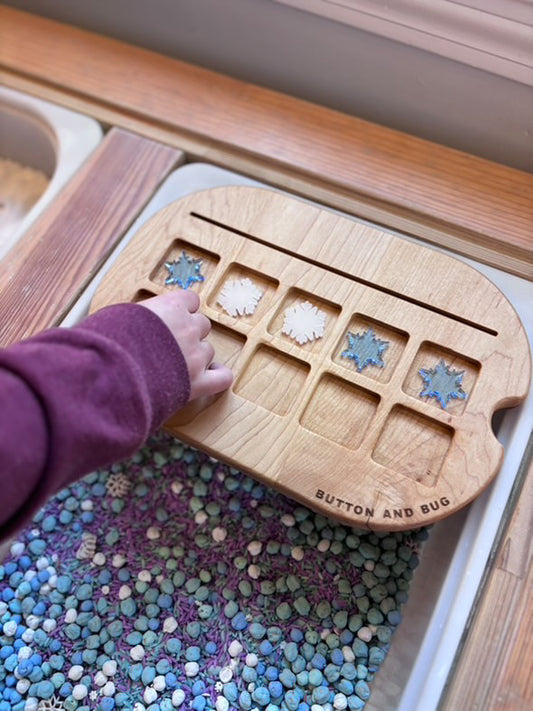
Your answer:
[6,72,530,281]
[442,445,533,710]
[0,7,532,279]
[0,128,183,346]
[1,73,531,281]
[89,186,530,531]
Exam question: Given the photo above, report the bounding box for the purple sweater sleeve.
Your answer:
[0,303,190,538]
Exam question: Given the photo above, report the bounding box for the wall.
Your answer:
[5,0,532,171]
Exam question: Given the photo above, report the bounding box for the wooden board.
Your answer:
[90,186,531,530]
[0,128,183,346]
[442,442,533,710]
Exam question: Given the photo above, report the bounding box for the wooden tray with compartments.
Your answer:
[90,187,531,530]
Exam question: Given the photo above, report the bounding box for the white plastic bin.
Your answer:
[63,163,533,710]
[0,87,103,261]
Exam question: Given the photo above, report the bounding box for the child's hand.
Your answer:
[140,291,233,401]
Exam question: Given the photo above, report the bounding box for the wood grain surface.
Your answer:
[1,7,532,279]
[442,442,532,711]
[90,186,531,530]
[0,128,183,346]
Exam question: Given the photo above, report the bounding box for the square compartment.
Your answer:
[150,239,219,294]
[333,314,409,383]
[372,405,454,487]
[300,374,380,449]
[208,263,278,322]
[234,345,309,415]
[403,342,480,415]
[268,287,341,353]
[208,322,247,369]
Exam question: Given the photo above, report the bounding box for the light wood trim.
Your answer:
[0,128,183,346]
[5,71,530,281]
[441,441,533,710]
[0,7,532,280]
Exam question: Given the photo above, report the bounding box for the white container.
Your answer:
[62,163,533,710]
[0,87,103,260]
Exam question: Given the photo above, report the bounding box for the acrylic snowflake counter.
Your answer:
[0,434,426,711]
[282,302,326,346]
[217,279,263,318]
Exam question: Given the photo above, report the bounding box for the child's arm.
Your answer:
[0,291,232,538]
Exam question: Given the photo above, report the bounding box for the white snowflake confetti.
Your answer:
[75,532,97,560]
[282,301,326,345]
[38,696,64,711]
[217,278,263,317]
[105,472,131,498]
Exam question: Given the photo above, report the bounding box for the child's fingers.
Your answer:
[181,290,201,312]
[195,313,212,340]
[190,362,233,400]
[202,363,234,396]
[160,289,200,313]
[200,340,215,368]
[138,290,233,402]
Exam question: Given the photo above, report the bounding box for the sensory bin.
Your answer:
[0,433,427,711]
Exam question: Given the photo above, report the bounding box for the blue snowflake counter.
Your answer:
[0,434,428,711]
[164,252,205,290]
[341,330,389,373]
[418,359,468,409]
